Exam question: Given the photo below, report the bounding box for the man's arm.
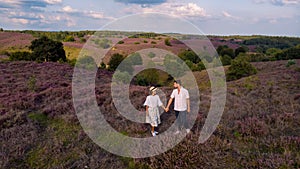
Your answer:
[186,98,190,113]
[165,98,173,112]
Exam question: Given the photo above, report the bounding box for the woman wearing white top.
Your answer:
[143,86,167,136]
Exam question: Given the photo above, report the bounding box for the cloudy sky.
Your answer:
[0,0,299,36]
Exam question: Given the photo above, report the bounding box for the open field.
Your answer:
[0,31,261,62]
[0,59,299,168]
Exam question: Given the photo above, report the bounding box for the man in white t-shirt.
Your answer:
[166,80,191,134]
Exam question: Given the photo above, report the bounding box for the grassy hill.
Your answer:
[0,59,299,168]
[3,31,298,62]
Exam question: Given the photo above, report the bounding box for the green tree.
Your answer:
[178,50,200,64]
[108,53,124,71]
[185,60,194,69]
[276,46,300,60]
[217,45,235,59]
[64,35,75,42]
[195,62,205,71]
[266,48,282,57]
[29,36,66,62]
[165,38,172,46]
[80,38,86,43]
[135,69,159,86]
[235,46,248,57]
[220,55,232,66]
[222,48,235,59]
[226,58,257,81]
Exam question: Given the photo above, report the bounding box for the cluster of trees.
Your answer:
[242,36,300,51]
[217,45,249,66]
[275,45,300,60]
[17,30,94,42]
[129,33,162,39]
[6,31,299,83]
[9,36,67,63]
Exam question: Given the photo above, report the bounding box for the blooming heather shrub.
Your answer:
[0,60,299,168]
[236,117,269,136]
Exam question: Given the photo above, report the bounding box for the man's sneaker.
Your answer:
[186,129,191,133]
[154,131,159,135]
[174,130,180,135]
[151,132,156,136]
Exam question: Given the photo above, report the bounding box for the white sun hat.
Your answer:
[149,86,157,92]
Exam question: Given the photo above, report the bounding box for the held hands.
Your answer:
[165,107,169,112]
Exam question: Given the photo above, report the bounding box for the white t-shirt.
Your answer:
[170,87,189,111]
[143,95,163,108]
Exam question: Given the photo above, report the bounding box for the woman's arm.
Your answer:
[146,105,149,115]
[160,105,167,112]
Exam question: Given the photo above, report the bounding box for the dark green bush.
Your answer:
[286,59,296,67]
[9,51,32,61]
[118,40,124,44]
[164,38,171,46]
[178,50,200,64]
[108,53,124,71]
[29,36,66,62]
[135,69,159,86]
[276,46,300,60]
[226,58,257,81]
[63,35,75,42]
[221,55,232,66]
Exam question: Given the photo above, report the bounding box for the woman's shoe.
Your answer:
[151,132,156,136]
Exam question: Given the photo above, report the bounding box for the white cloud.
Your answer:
[85,11,105,19]
[124,2,209,18]
[62,6,77,13]
[252,0,300,5]
[222,11,241,20]
[281,0,300,4]
[44,0,62,5]
[60,6,115,20]
[11,18,29,24]
[174,3,207,17]
[87,11,115,20]
[222,11,232,18]
[1,0,20,5]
